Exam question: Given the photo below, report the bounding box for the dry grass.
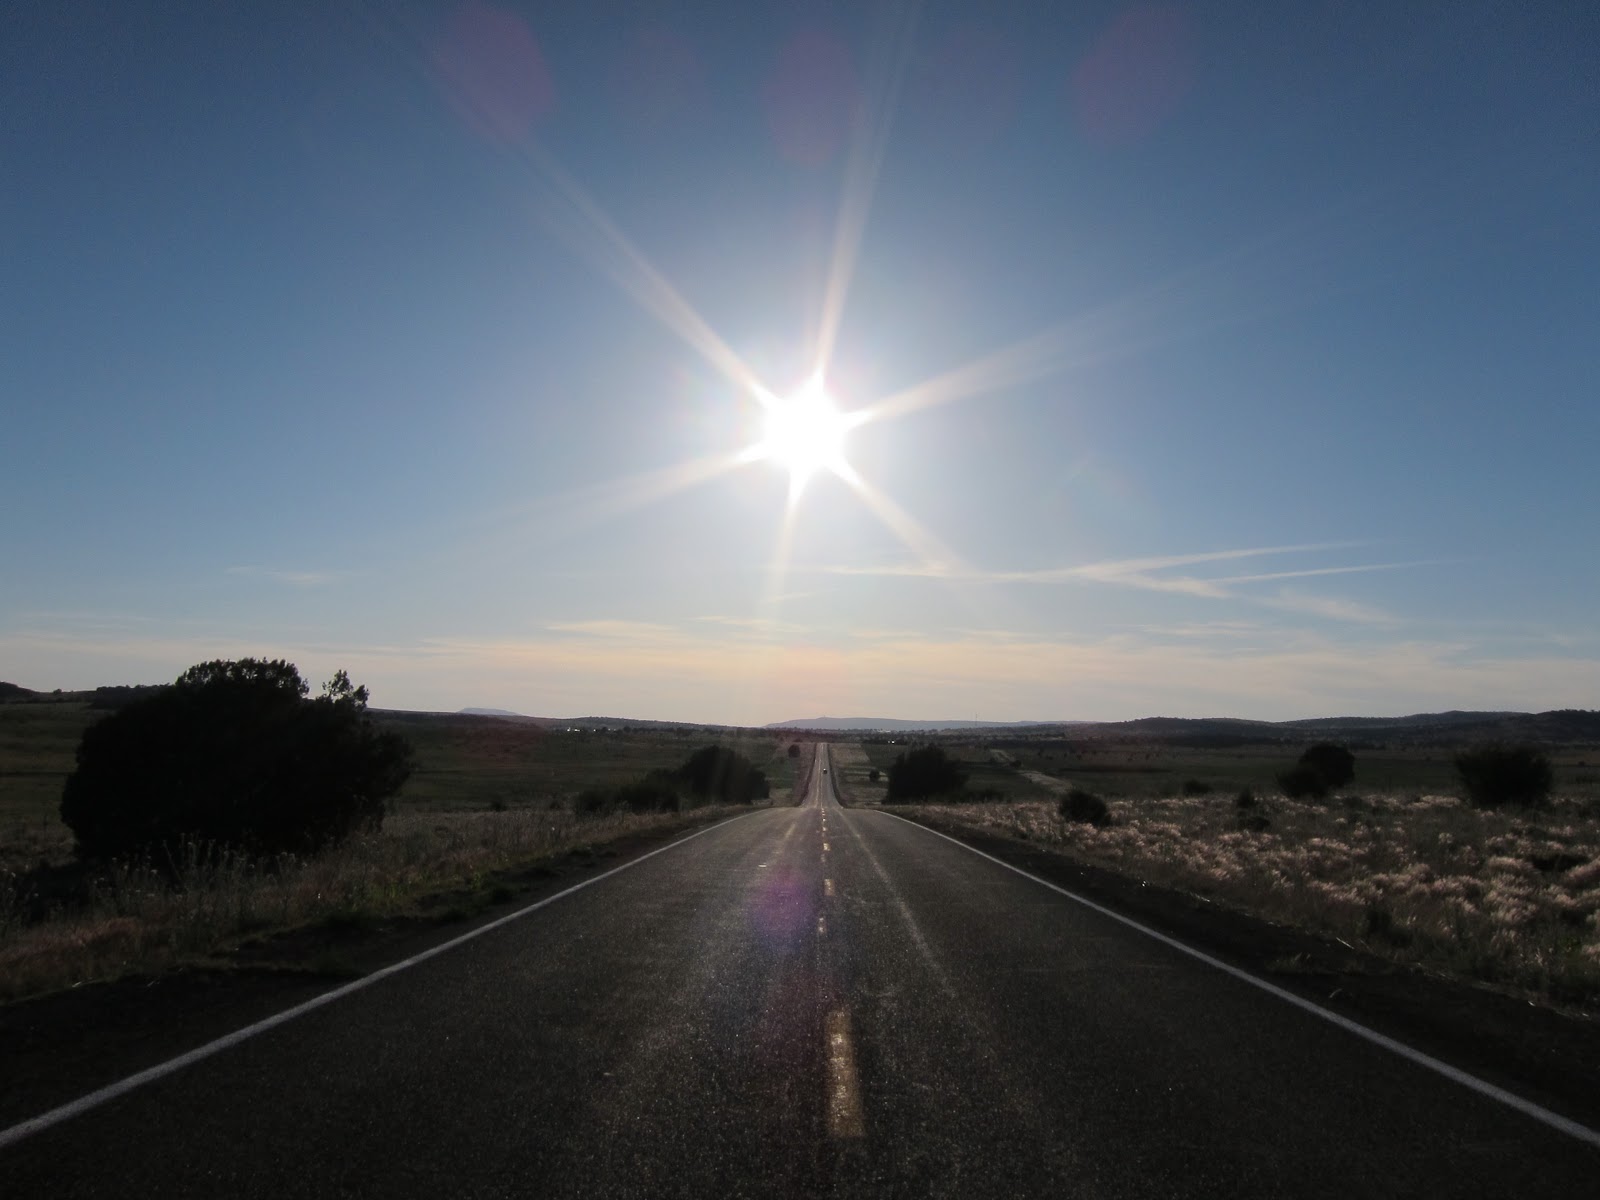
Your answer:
[0,806,744,1003]
[897,791,1600,1008]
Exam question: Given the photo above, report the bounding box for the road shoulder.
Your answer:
[0,807,758,1129]
[878,806,1600,1134]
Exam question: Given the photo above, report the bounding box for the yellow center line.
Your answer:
[824,878,835,897]
[825,1008,865,1138]
[817,915,827,935]
[822,841,830,852]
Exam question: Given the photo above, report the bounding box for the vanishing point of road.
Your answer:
[3,744,1597,1197]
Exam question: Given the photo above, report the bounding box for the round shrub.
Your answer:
[1060,788,1110,826]
[60,659,412,861]
[1455,743,1553,808]
[1299,743,1355,788]
[615,776,682,813]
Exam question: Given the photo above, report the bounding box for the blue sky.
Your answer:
[4,1,1597,723]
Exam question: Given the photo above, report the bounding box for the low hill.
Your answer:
[771,717,1069,732]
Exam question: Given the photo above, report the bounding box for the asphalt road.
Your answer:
[4,744,1598,1197]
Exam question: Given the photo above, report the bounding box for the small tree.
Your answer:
[1299,743,1355,789]
[676,745,769,804]
[60,659,411,861]
[884,745,967,803]
[1456,743,1553,808]
[788,743,801,758]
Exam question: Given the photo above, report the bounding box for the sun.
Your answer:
[755,374,854,493]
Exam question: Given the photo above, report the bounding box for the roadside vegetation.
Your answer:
[0,671,795,1002]
[879,739,1600,1008]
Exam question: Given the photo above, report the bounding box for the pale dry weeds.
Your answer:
[901,791,1600,1006]
[0,806,739,1002]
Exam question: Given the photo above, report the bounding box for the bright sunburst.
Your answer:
[752,374,855,496]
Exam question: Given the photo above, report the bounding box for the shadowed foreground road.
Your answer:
[4,745,1598,1197]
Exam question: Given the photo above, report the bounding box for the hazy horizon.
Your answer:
[5,3,1597,726]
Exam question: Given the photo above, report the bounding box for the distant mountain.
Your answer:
[769,717,1065,732]
[1284,711,1524,731]
[769,710,1600,746]
[459,707,528,718]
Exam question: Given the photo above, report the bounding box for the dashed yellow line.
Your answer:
[824,878,834,897]
[825,1008,865,1138]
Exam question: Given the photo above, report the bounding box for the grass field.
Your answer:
[0,703,802,1001]
[871,739,1600,1009]
[0,704,799,871]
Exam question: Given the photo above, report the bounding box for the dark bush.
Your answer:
[1455,744,1553,808]
[60,659,412,861]
[1278,765,1330,800]
[868,768,880,783]
[1234,787,1257,810]
[788,743,800,758]
[885,745,968,803]
[1181,779,1212,796]
[615,774,682,813]
[1060,788,1110,826]
[676,745,769,804]
[1299,743,1355,789]
[575,788,611,815]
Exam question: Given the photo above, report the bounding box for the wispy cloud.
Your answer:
[226,566,347,588]
[1260,589,1396,625]
[813,543,1413,624]
[690,614,810,637]
[1210,562,1440,586]
[545,619,680,640]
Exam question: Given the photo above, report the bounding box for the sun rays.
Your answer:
[406,0,1405,631]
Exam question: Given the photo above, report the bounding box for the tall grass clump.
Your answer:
[0,805,737,1002]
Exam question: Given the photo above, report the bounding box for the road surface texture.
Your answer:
[4,744,1597,1197]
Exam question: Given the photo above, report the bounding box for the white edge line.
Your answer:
[878,811,1600,1152]
[0,811,759,1153]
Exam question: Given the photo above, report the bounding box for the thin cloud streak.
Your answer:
[1211,561,1440,585]
[809,542,1413,623]
[225,566,347,588]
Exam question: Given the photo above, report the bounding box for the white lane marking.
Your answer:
[817,916,828,936]
[837,811,956,1000]
[822,842,830,852]
[825,1007,865,1138]
[879,812,1600,1152]
[0,811,763,1152]
[824,878,835,897]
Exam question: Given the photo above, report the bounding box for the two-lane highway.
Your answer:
[4,743,1598,1196]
